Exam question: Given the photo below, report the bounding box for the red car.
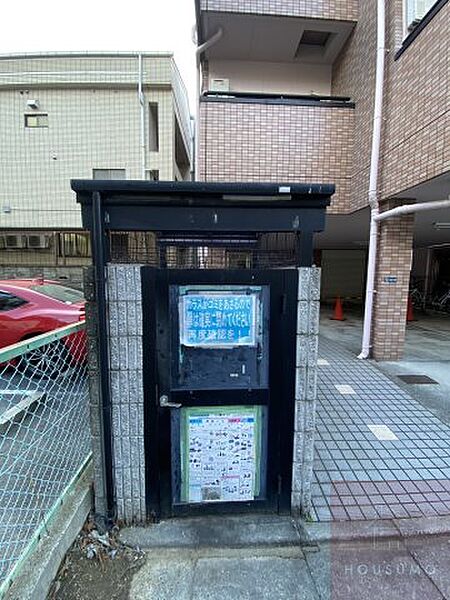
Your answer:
[0,278,86,371]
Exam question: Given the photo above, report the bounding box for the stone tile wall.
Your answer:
[292,267,321,517]
[107,265,146,523]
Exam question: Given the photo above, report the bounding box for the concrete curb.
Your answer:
[120,515,301,550]
[3,462,93,600]
[302,515,450,544]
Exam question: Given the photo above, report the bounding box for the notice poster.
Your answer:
[179,293,258,347]
[180,406,262,503]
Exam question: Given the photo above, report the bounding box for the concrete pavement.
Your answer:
[120,515,450,599]
[319,309,450,421]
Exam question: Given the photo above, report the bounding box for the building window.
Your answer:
[24,113,48,128]
[145,169,159,181]
[405,0,435,32]
[92,169,126,180]
[149,103,159,152]
[59,233,91,258]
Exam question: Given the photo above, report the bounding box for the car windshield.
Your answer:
[30,283,84,305]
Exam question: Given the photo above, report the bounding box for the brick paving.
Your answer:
[312,337,450,521]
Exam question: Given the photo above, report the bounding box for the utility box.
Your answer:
[72,181,331,522]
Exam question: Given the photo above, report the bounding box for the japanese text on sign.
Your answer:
[180,293,257,346]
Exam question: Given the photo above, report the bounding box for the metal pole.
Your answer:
[296,232,313,267]
[92,191,115,520]
[138,53,146,179]
[423,247,431,311]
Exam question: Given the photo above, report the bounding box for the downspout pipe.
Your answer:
[374,198,450,221]
[194,28,223,180]
[138,53,146,180]
[358,0,386,359]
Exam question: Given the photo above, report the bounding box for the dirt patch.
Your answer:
[47,518,145,600]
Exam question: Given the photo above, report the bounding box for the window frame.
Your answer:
[396,0,447,59]
[92,168,126,180]
[58,232,91,258]
[149,102,159,152]
[24,113,49,128]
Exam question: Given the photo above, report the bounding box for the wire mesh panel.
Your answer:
[0,322,91,592]
[109,231,301,269]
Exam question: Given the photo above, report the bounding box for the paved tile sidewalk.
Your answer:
[312,336,450,521]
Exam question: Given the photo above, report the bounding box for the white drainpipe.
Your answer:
[138,53,146,180]
[374,198,450,221]
[194,28,223,180]
[358,0,386,359]
[358,0,450,359]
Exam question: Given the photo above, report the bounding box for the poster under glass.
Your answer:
[179,405,264,503]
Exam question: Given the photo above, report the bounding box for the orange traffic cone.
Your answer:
[330,297,346,321]
[407,296,415,322]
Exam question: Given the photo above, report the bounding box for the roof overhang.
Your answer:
[72,180,333,234]
[198,12,354,65]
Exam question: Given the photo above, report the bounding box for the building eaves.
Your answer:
[0,51,174,61]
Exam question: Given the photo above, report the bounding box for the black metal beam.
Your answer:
[201,92,355,109]
[91,191,115,520]
[88,206,327,234]
[72,179,334,201]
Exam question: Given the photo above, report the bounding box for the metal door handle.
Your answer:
[159,394,181,409]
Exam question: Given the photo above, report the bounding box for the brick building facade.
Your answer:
[195,0,450,359]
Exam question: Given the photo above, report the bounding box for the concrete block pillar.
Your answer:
[107,265,146,523]
[373,200,415,360]
[291,267,320,518]
[84,264,147,524]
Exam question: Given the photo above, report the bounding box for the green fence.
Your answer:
[0,321,91,596]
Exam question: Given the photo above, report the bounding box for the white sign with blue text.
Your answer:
[180,293,258,347]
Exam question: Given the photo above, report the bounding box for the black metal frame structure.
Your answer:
[142,268,298,518]
[73,180,332,520]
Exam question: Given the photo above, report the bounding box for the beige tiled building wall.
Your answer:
[0,54,191,230]
[381,0,450,199]
[331,0,377,212]
[331,0,449,358]
[332,0,450,207]
[1,87,173,229]
[372,201,415,360]
[199,0,358,22]
[196,0,449,360]
[198,100,354,213]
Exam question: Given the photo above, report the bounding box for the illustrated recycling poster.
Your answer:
[179,292,258,347]
[180,406,263,503]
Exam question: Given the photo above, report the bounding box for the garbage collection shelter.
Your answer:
[72,180,332,523]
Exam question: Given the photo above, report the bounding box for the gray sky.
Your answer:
[0,0,197,110]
